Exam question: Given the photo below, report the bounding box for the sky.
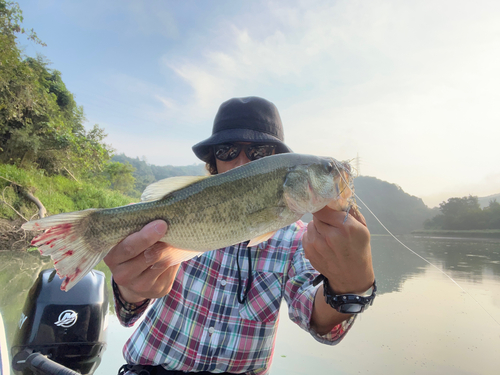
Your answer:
[15,0,500,208]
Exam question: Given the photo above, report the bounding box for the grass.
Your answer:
[0,164,136,220]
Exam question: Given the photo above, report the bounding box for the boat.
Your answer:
[9,269,108,375]
[0,311,10,375]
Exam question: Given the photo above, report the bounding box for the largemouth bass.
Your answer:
[22,153,355,291]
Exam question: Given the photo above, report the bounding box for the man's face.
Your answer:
[214,142,276,174]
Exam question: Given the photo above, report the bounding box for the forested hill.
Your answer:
[352,176,437,234]
[112,154,206,193]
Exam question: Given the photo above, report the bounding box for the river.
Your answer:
[1,235,499,374]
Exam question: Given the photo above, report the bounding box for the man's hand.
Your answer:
[104,220,180,303]
[303,206,373,294]
[302,206,374,334]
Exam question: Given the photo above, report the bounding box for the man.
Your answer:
[105,97,374,375]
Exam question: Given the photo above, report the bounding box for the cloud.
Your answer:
[160,4,499,149]
[62,0,500,203]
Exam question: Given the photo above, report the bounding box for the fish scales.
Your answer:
[22,153,355,290]
[85,154,297,252]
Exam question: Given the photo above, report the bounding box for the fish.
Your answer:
[22,153,355,291]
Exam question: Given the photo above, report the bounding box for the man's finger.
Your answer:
[349,207,367,227]
[144,242,171,265]
[312,207,347,227]
[125,263,181,298]
[105,220,168,265]
[111,242,169,283]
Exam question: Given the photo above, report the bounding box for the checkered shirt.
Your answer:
[114,221,355,374]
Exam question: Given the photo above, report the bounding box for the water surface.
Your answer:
[1,235,499,374]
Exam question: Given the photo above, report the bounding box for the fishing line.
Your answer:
[333,161,500,327]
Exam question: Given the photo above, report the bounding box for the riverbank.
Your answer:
[0,219,33,252]
[411,229,500,239]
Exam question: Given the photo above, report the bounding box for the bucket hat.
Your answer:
[192,96,292,162]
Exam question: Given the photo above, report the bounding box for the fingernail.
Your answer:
[153,221,167,235]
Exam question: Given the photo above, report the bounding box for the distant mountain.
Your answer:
[351,176,437,234]
[478,193,500,208]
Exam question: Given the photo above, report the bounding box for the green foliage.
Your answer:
[424,196,500,230]
[0,1,112,178]
[150,163,207,179]
[354,176,436,234]
[112,153,206,193]
[103,161,136,195]
[0,1,45,46]
[0,164,135,220]
[112,154,156,193]
[0,55,113,176]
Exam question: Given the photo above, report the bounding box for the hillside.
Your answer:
[478,193,500,208]
[112,154,206,193]
[352,176,437,234]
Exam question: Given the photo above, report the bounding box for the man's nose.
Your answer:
[234,151,251,167]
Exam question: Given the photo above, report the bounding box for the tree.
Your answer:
[423,195,500,230]
[104,162,136,195]
[0,1,112,178]
[438,196,482,230]
[484,199,500,229]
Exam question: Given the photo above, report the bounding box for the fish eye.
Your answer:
[326,161,335,173]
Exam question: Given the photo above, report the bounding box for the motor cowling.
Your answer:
[11,269,108,375]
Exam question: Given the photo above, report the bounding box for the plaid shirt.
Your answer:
[114,221,355,374]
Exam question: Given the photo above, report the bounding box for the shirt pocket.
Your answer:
[238,271,283,323]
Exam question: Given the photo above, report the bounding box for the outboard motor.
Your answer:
[11,269,108,375]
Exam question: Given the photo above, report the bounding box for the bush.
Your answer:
[0,164,136,220]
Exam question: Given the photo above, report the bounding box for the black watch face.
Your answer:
[338,303,365,314]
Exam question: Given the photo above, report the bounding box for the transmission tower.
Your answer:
[356,152,360,176]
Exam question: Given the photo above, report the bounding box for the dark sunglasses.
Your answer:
[213,143,276,162]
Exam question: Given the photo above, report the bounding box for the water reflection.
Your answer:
[372,235,500,293]
[1,235,500,374]
[272,235,500,375]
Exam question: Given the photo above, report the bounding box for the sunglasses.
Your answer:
[214,143,276,162]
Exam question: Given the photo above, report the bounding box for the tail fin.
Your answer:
[22,209,105,291]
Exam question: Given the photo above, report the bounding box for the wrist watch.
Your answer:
[313,274,377,314]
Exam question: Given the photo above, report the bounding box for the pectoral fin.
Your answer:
[152,246,203,268]
[248,231,277,247]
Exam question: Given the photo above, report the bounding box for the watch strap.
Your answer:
[314,274,377,314]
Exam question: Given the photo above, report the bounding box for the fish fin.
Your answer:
[152,246,203,268]
[248,231,277,247]
[22,209,108,291]
[141,176,209,202]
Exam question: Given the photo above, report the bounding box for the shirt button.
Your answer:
[208,327,215,335]
[220,279,227,286]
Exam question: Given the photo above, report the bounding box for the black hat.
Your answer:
[192,96,293,162]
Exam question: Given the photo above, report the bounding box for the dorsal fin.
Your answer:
[141,176,208,202]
